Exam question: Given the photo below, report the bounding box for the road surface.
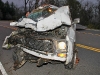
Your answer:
[0,21,100,75]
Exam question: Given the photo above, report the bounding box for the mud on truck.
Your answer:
[2,4,80,70]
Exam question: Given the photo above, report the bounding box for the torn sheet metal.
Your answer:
[10,5,71,31]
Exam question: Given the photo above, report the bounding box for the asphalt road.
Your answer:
[0,21,100,75]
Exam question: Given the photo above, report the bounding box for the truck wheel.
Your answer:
[72,48,78,69]
[65,43,78,69]
[64,62,73,69]
[12,47,26,69]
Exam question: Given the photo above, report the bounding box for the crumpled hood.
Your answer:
[10,5,71,31]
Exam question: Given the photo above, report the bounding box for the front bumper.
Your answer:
[22,47,66,62]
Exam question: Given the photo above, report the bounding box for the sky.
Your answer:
[2,0,24,7]
[2,0,97,7]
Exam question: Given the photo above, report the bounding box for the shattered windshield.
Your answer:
[28,7,57,22]
[28,9,42,21]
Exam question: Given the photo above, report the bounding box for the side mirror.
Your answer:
[73,18,80,24]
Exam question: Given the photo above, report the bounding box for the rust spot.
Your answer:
[76,58,80,64]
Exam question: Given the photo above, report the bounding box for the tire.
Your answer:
[72,48,78,69]
[12,47,26,69]
[65,43,78,70]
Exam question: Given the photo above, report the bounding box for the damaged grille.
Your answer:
[26,38,54,53]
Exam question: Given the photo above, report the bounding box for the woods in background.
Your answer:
[0,0,100,29]
[0,0,15,20]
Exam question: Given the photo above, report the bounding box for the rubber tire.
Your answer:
[65,43,78,70]
[12,47,26,69]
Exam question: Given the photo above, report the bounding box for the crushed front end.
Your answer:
[2,5,79,70]
[2,25,69,69]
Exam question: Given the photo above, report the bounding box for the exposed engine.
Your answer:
[8,25,68,53]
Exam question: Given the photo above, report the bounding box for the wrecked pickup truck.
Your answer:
[2,5,80,69]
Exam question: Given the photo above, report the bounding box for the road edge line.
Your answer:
[0,62,8,75]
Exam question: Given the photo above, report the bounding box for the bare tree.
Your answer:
[29,0,35,11]
[35,0,40,9]
[24,0,30,12]
[97,0,100,22]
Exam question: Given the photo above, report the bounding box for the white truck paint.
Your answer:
[10,6,71,31]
